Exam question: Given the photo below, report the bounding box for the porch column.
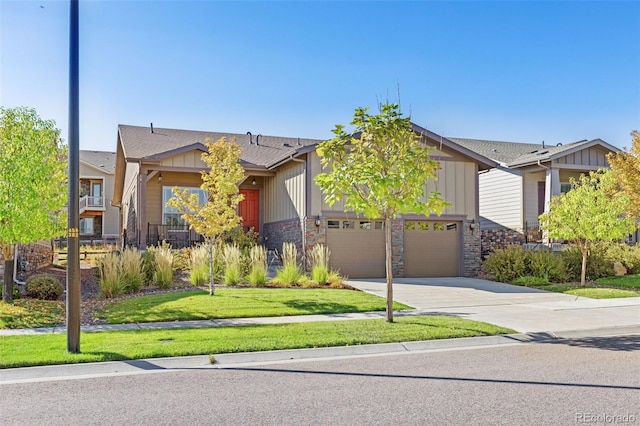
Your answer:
[544,168,560,213]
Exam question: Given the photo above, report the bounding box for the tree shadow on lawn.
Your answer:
[282,300,377,315]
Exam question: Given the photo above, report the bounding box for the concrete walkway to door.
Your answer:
[346,277,640,335]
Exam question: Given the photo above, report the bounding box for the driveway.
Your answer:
[346,277,640,334]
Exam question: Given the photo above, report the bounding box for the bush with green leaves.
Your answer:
[308,243,330,285]
[172,247,192,271]
[0,284,22,300]
[25,274,63,300]
[560,246,612,282]
[246,245,267,287]
[482,245,528,282]
[599,242,640,275]
[525,250,566,282]
[219,226,258,253]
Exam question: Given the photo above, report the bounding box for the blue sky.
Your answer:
[1,1,639,152]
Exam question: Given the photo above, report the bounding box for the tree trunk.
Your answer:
[208,241,215,296]
[2,244,14,303]
[385,217,393,323]
[580,248,588,287]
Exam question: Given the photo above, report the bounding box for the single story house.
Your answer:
[112,123,496,278]
[79,150,119,242]
[447,137,624,248]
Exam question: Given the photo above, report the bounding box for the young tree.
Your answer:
[0,107,67,303]
[166,137,245,295]
[539,169,634,286]
[315,103,449,322]
[607,130,640,220]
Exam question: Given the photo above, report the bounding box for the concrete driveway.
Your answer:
[346,277,640,334]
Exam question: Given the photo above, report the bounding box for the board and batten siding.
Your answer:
[477,167,523,230]
[310,152,477,220]
[121,161,140,234]
[523,171,545,225]
[160,151,208,169]
[555,146,609,168]
[263,160,306,223]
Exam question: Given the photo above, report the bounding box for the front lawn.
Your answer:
[97,288,411,324]
[536,285,639,299]
[0,316,514,368]
[0,299,65,329]
[595,275,640,289]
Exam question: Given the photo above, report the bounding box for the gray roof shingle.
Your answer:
[118,125,321,169]
[80,150,116,174]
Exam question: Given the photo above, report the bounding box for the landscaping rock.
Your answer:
[613,262,627,276]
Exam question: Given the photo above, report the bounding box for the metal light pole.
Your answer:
[67,0,81,353]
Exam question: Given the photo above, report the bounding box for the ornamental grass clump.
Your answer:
[273,242,302,287]
[99,252,123,298]
[120,247,144,294]
[247,245,267,287]
[222,244,243,286]
[308,243,330,286]
[189,244,210,286]
[150,242,174,289]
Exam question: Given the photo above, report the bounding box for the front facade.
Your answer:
[77,150,120,242]
[113,124,495,279]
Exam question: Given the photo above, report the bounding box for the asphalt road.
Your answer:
[3,335,639,425]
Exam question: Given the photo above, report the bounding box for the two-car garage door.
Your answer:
[326,219,461,279]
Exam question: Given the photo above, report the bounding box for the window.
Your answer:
[359,220,372,230]
[162,186,206,227]
[79,217,94,235]
[327,220,340,229]
[560,183,572,194]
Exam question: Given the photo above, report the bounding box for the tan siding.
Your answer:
[121,162,140,233]
[146,172,203,225]
[264,161,305,222]
[556,147,610,168]
[478,167,523,230]
[161,151,207,169]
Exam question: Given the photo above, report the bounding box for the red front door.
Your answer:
[239,189,259,233]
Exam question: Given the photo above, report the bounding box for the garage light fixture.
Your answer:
[315,215,322,227]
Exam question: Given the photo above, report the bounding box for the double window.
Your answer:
[162,186,207,227]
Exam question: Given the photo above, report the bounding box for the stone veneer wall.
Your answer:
[463,224,481,277]
[481,228,527,258]
[0,243,54,282]
[262,218,304,257]
[390,220,404,277]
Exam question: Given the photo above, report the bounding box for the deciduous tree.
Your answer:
[315,103,448,322]
[539,169,634,286]
[0,107,67,303]
[166,137,244,295]
[607,130,640,220]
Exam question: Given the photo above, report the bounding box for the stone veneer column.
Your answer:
[391,219,404,277]
[463,221,481,277]
[262,219,303,255]
[304,217,327,272]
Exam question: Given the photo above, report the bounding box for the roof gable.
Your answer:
[80,150,116,174]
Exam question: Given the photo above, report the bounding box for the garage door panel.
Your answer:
[326,221,385,278]
[404,222,461,277]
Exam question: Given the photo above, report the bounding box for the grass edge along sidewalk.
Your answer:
[0,315,514,369]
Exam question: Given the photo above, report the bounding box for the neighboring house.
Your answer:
[79,150,119,242]
[447,137,622,248]
[112,124,496,278]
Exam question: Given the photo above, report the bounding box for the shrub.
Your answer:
[222,244,243,286]
[189,244,210,286]
[308,244,330,286]
[560,247,612,282]
[247,245,267,287]
[141,250,156,285]
[526,250,566,282]
[99,252,123,298]
[327,271,346,288]
[0,284,22,300]
[272,242,301,287]
[600,242,640,275]
[173,247,192,271]
[120,247,144,294]
[149,242,174,289]
[25,274,63,300]
[483,245,527,282]
[220,226,258,253]
[512,275,550,286]
[298,275,316,288]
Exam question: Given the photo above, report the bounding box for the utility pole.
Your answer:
[67,0,80,353]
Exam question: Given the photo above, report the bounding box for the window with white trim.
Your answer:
[79,217,94,235]
[162,186,207,227]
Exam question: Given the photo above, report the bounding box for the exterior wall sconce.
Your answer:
[469,219,477,229]
[314,215,322,227]
[158,173,163,183]
[252,177,256,186]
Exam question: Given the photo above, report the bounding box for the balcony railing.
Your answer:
[147,224,205,249]
[79,195,104,213]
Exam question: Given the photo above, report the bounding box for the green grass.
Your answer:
[97,289,412,324]
[537,284,640,299]
[0,300,65,329]
[0,316,514,368]
[595,275,640,289]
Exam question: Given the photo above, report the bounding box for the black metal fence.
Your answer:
[147,224,204,249]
